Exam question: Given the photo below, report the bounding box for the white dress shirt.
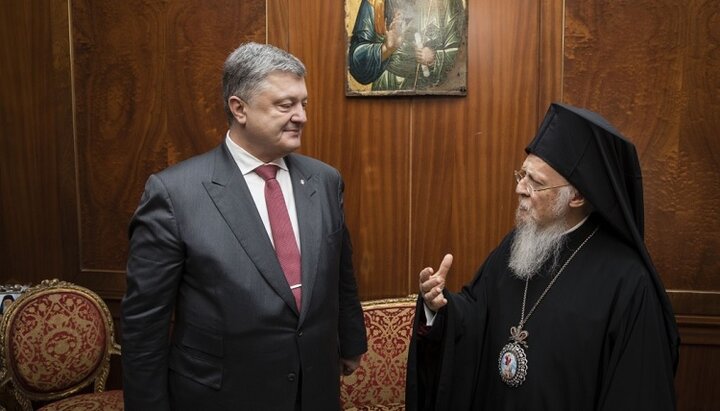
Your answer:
[225,134,301,253]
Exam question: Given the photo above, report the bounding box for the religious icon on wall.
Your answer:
[345,0,467,96]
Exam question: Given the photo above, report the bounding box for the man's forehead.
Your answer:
[264,70,306,85]
[522,154,550,171]
[255,71,308,99]
[522,154,565,180]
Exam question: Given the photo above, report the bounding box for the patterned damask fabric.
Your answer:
[341,302,415,409]
[344,404,405,411]
[8,292,107,393]
[38,390,124,411]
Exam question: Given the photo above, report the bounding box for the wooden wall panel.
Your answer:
[70,0,265,295]
[560,0,720,309]
[274,0,555,298]
[3,0,718,407]
[538,0,564,111]
[675,341,720,409]
[0,0,561,300]
[165,0,266,160]
[564,1,720,409]
[412,0,544,293]
[72,0,168,275]
[564,0,720,315]
[285,0,412,299]
[267,0,289,49]
[0,0,76,286]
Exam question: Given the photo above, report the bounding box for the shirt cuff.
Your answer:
[423,303,437,326]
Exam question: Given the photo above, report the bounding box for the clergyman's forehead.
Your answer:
[522,154,567,184]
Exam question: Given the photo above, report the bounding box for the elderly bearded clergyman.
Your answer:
[405,103,679,411]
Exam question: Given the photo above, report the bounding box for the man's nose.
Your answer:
[291,105,307,123]
[515,180,529,196]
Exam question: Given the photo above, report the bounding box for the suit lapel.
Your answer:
[286,155,321,324]
[203,144,299,315]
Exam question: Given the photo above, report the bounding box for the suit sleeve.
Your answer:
[335,174,368,359]
[122,174,184,411]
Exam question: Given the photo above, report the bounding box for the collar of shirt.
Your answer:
[563,214,590,235]
[223,132,301,252]
[224,132,288,174]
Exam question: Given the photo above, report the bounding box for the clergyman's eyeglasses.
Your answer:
[513,169,570,195]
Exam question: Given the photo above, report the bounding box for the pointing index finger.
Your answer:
[436,254,453,280]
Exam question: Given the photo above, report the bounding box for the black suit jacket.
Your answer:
[122,143,367,410]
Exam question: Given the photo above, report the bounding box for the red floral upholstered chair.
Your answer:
[340,296,417,411]
[0,279,123,411]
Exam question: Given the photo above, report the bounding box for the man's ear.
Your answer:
[228,96,247,125]
[568,189,586,209]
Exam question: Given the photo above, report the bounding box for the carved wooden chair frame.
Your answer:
[0,279,121,410]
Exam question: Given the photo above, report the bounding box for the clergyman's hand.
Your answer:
[419,254,453,312]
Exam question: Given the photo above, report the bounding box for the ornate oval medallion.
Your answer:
[498,342,528,387]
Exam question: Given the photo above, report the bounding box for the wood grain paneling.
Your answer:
[538,0,565,110]
[564,0,720,315]
[72,0,168,273]
[0,0,76,286]
[412,0,544,293]
[286,0,412,299]
[675,341,720,409]
[165,0,265,160]
[267,0,289,49]
[3,0,718,407]
[70,0,265,294]
[564,1,720,408]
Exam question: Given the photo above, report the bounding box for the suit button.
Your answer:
[297,330,303,337]
[287,373,296,382]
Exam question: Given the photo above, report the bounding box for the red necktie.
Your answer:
[255,164,302,310]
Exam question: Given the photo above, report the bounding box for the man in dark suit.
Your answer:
[122,42,368,411]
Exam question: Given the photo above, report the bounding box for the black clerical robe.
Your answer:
[406,216,676,410]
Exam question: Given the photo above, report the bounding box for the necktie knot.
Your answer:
[255,164,278,181]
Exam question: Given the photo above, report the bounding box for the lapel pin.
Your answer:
[300,179,305,185]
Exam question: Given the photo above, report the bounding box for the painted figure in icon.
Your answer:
[349,0,465,91]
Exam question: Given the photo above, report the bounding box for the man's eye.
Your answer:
[524,173,541,187]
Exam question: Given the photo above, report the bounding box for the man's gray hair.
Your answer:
[222,42,306,124]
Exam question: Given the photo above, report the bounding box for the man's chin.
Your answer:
[280,132,302,150]
[515,209,534,227]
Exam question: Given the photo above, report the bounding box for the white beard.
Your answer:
[508,187,573,280]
